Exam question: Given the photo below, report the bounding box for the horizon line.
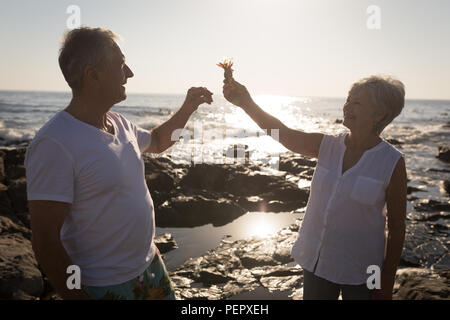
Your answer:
[0,88,449,102]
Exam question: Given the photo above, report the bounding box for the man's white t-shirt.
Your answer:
[24,110,156,286]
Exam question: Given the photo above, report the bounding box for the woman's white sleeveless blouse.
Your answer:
[291,132,403,285]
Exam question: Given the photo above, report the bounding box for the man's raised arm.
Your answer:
[145,87,212,154]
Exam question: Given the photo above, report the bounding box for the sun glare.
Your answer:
[248,217,276,238]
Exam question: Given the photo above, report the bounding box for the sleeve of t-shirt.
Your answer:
[130,121,153,154]
[24,136,74,203]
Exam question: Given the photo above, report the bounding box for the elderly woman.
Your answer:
[223,75,407,300]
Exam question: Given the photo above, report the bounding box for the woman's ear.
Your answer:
[375,109,388,123]
[373,110,388,134]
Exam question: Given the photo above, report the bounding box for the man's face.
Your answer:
[97,44,134,105]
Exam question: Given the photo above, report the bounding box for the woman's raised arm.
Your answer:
[223,79,323,158]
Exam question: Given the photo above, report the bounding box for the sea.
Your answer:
[1,90,449,270]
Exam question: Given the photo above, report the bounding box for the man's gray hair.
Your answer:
[349,75,405,134]
[58,27,120,90]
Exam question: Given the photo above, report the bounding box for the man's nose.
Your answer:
[125,64,134,78]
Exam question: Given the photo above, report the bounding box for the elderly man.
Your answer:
[24,27,212,300]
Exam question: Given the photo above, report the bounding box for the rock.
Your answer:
[393,268,449,300]
[335,119,343,124]
[223,172,284,197]
[0,152,5,184]
[436,146,450,163]
[386,138,403,145]
[196,269,232,285]
[169,225,307,300]
[144,155,186,197]
[237,196,266,212]
[433,253,450,270]
[0,215,31,240]
[236,238,281,269]
[260,275,302,293]
[407,211,450,222]
[167,218,450,300]
[249,265,303,279]
[443,180,450,196]
[0,182,14,216]
[278,154,316,176]
[145,172,176,194]
[6,177,28,214]
[427,168,450,173]
[407,186,425,195]
[156,194,246,228]
[400,220,449,269]
[154,233,178,254]
[414,199,450,212]
[179,163,229,192]
[0,147,27,181]
[0,233,44,299]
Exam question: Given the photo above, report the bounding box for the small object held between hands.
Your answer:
[217,58,234,84]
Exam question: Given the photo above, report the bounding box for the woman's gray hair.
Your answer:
[349,75,405,134]
[58,27,121,90]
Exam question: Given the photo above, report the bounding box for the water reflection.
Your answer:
[157,211,298,271]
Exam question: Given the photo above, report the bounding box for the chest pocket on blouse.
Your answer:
[311,164,330,192]
[350,176,384,205]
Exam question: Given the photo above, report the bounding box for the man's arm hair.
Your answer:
[29,200,89,299]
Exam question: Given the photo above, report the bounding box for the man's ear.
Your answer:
[83,65,99,86]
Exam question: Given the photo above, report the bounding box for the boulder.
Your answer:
[437,146,450,163]
[414,199,450,212]
[0,151,5,184]
[0,182,14,216]
[7,177,28,214]
[386,138,403,146]
[154,233,178,254]
[0,233,44,299]
[393,268,449,300]
[1,147,27,181]
[156,194,246,227]
[443,180,450,196]
[0,215,31,240]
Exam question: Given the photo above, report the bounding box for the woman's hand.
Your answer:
[222,79,254,108]
[182,87,213,113]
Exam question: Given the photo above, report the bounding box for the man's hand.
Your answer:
[182,87,213,113]
[146,86,213,154]
[29,200,91,300]
[222,79,254,108]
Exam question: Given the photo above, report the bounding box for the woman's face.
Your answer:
[343,88,384,134]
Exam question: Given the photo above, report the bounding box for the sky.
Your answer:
[1,0,449,99]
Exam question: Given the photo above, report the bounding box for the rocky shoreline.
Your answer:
[0,143,449,300]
